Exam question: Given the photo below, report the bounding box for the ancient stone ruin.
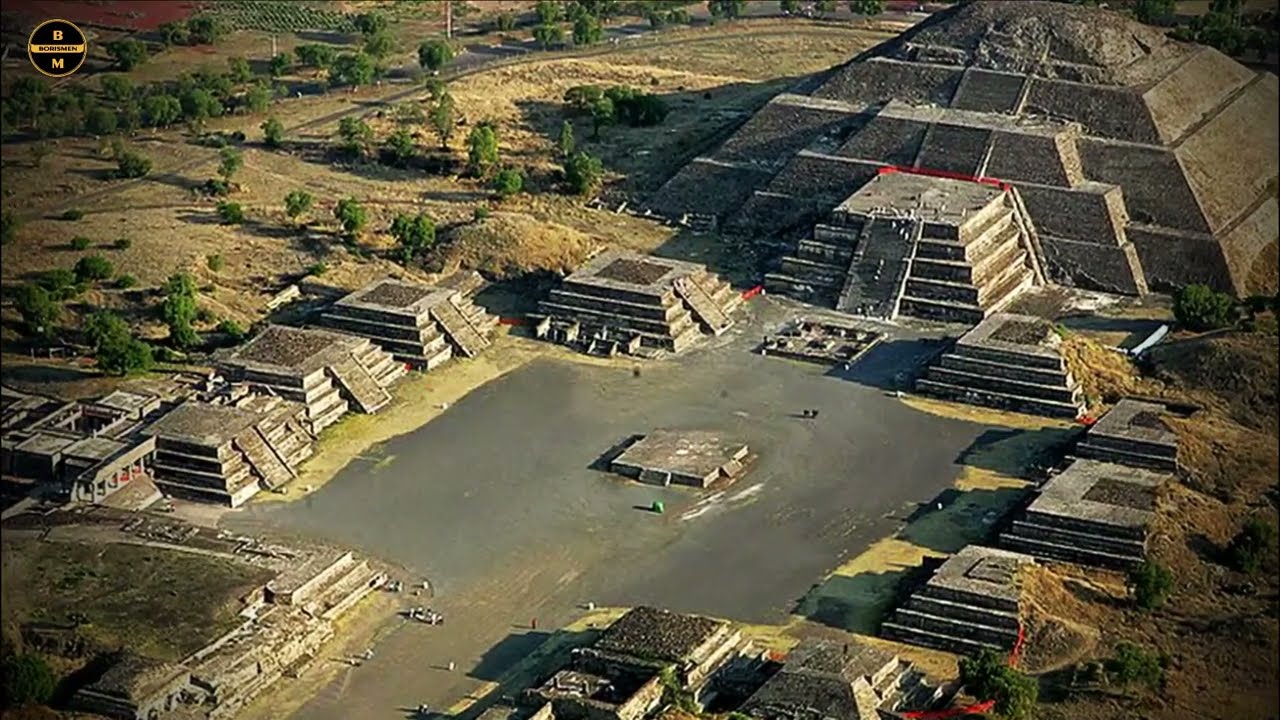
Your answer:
[881,545,1034,656]
[760,316,882,366]
[1076,397,1180,472]
[766,170,1045,323]
[915,312,1085,418]
[535,250,742,355]
[609,430,751,489]
[1000,458,1166,569]
[323,272,498,369]
[651,0,1277,296]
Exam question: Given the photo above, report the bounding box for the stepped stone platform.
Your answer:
[1077,398,1179,471]
[760,316,882,367]
[534,251,742,355]
[323,273,498,368]
[1001,458,1165,569]
[915,312,1086,419]
[766,171,1043,325]
[881,545,1034,656]
[741,637,946,720]
[610,430,751,489]
[214,325,405,433]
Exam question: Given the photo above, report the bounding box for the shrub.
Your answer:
[958,648,1038,720]
[261,116,285,148]
[1,211,20,245]
[473,206,491,221]
[162,272,199,348]
[390,212,437,263]
[418,39,455,72]
[492,167,524,197]
[1106,642,1165,689]
[333,197,367,236]
[38,268,78,297]
[60,208,85,221]
[74,254,114,282]
[116,150,152,179]
[206,253,225,272]
[466,123,500,177]
[86,310,153,375]
[13,284,60,337]
[1173,283,1236,331]
[216,201,244,224]
[2,653,56,706]
[562,151,603,196]
[115,274,138,289]
[305,261,328,276]
[70,236,92,251]
[113,236,132,250]
[1227,517,1277,574]
[1127,560,1174,610]
[216,319,246,339]
[284,189,314,222]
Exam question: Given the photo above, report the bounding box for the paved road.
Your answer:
[229,298,994,720]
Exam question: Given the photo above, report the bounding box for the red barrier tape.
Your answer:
[742,285,765,300]
[878,165,1012,192]
[899,623,1025,719]
[499,317,527,326]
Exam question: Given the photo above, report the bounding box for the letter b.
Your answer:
[53,29,64,40]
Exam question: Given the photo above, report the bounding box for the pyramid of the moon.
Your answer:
[648,0,1278,297]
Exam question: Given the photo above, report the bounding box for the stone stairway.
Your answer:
[431,299,490,358]
[674,276,733,335]
[233,428,292,490]
[328,358,391,414]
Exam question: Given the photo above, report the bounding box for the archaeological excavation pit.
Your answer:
[760,317,883,366]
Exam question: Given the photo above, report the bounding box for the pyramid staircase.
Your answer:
[328,356,392,414]
[431,298,491,358]
[233,428,292,490]
[674,275,733,335]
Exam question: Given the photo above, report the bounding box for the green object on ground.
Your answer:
[651,500,664,514]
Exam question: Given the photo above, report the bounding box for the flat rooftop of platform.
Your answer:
[595,606,727,663]
[927,545,1034,605]
[1030,458,1165,529]
[13,432,77,456]
[95,389,159,416]
[835,171,1003,226]
[334,278,458,318]
[144,401,262,447]
[564,251,707,297]
[64,436,129,461]
[217,325,361,376]
[1088,398,1178,448]
[612,430,749,478]
[956,312,1063,360]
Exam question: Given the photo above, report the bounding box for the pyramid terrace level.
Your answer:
[535,251,742,354]
[214,325,405,433]
[609,430,751,489]
[1077,397,1180,471]
[323,274,498,368]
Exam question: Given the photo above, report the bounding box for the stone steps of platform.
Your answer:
[951,342,1068,372]
[328,358,392,414]
[538,301,693,338]
[763,273,839,306]
[925,366,1081,404]
[1009,518,1146,557]
[976,261,1036,315]
[937,353,1075,388]
[431,300,490,358]
[675,276,733,335]
[897,295,986,325]
[1078,434,1177,461]
[799,235,855,260]
[546,287,683,321]
[233,428,294,489]
[779,255,847,285]
[905,594,1021,630]
[916,582,1020,614]
[1000,532,1143,570]
[322,312,441,344]
[890,607,1021,647]
[1075,443,1178,472]
[880,621,1007,656]
[814,222,862,242]
[915,378,1085,419]
[961,214,1019,259]
[1023,508,1146,542]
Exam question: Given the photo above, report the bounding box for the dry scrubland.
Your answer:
[0,23,887,343]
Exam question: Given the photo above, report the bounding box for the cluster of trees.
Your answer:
[87,310,154,375]
[390,211,437,263]
[1226,517,1277,574]
[958,649,1038,720]
[564,84,670,138]
[161,272,201,349]
[532,0,620,48]
[1168,0,1279,57]
[158,15,227,48]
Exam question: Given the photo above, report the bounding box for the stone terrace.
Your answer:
[915,312,1085,418]
[610,430,750,489]
[596,606,729,664]
[1001,458,1166,569]
[1076,398,1179,471]
[881,545,1035,656]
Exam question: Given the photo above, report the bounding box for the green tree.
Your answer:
[30,141,54,168]
[849,0,885,14]
[1106,642,1165,688]
[334,197,368,236]
[814,0,837,15]
[589,96,615,138]
[296,43,337,69]
[1127,560,1174,610]
[467,123,500,177]
[101,75,134,103]
[337,116,374,156]
[364,30,396,59]
[243,82,272,114]
[496,12,516,31]
[106,38,149,70]
[284,189,314,222]
[38,268,78,297]
[573,14,603,45]
[534,23,566,49]
[355,11,389,36]
[707,0,746,20]
[86,311,154,375]
[261,116,285,147]
[86,106,118,135]
[492,167,524,196]
[13,284,60,338]
[2,653,57,706]
[180,88,223,124]
[958,649,1038,720]
[206,253,224,271]
[390,212,437,262]
[217,319,246,340]
[227,57,254,84]
[1173,283,1236,331]
[563,151,603,195]
[1,211,20,245]
[74,254,114,282]
[162,273,200,349]
[536,0,562,24]
[781,0,802,13]
[418,39,455,73]
[269,51,293,77]
[158,20,191,46]
[187,15,225,45]
[143,94,182,128]
[216,201,245,224]
[558,120,576,158]
[384,128,417,166]
[429,92,457,149]
[217,147,243,183]
[116,149,152,178]
[1227,517,1277,574]
[71,236,91,251]
[331,52,377,86]
[1134,0,1175,23]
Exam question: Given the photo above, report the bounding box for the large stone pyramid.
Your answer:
[649,0,1278,296]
